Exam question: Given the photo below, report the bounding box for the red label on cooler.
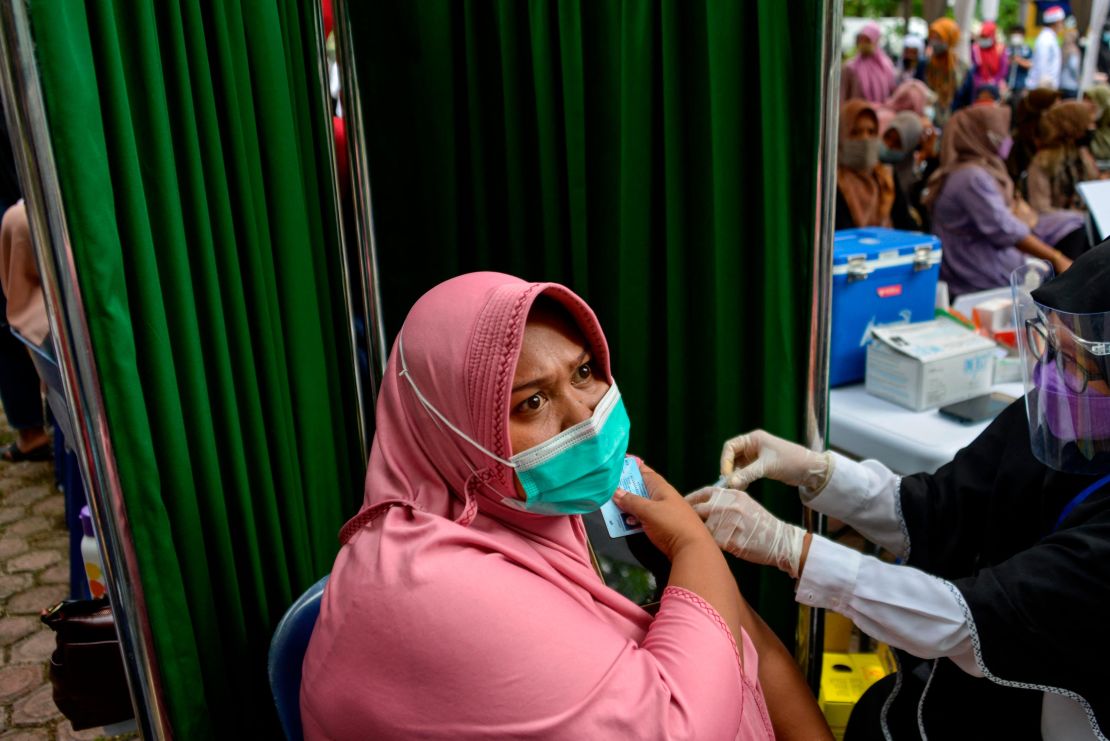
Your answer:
[877,284,903,298]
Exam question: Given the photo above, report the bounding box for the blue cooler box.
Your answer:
[831,228,941,387]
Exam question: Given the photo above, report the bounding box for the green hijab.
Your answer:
[1084,85,1110,160]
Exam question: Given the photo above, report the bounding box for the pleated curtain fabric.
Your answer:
[350,0,824,641]
[26,0,362,735]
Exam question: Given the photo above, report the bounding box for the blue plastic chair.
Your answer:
[269,575,329,740]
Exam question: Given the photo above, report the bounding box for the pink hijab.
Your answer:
[848,22,896,103]
[300,273,772,739]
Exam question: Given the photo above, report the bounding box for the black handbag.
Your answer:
[40,598,134,730]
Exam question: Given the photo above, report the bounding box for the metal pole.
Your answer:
[308,0,372,459]
[0,1,169,737]
[799,0,843,695]
[333,0,389,399]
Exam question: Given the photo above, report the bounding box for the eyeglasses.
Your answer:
[1026,319,1108,393]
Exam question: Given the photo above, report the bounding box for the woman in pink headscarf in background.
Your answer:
[848,21,896,103]
[300,273,830,739]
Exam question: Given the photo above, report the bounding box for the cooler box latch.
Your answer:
[912,244,933,272]
[847,255,871,282]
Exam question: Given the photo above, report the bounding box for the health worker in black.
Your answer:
[685,242,1110,739]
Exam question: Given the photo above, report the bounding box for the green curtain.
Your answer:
[27,0,362,735]
[351,0,823,641]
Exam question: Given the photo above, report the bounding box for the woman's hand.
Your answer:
[614,461,714,562]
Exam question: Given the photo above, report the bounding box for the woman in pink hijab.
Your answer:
[300,273,829,739]
[848,22,896,103]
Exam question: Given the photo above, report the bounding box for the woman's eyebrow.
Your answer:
[511,349,589,393]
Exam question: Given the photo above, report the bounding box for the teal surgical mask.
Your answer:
[506,384,630,514]
[880,143,908,163]
[397,333,630,515]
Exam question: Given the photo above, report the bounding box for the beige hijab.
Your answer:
[837,100,895,227]
[924,105,1014,208]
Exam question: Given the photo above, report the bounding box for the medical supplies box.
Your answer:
[818,652,890,740]
[830,228,942,387]
[865,319,996,411]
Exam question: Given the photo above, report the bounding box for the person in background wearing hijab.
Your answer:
[300,273,832,740]
[1027,101,1100,236]
[848,21,896,104]
[880,111,927,227]
[898,34,927,84]
[698,241,1110,740]
[883,78,934,119]
[971,21,1009,92]
[922,106,1074,297]
[1083,84,1110,168]
[835,100,914,231]
[1029,5,1066,91]
[1008,87,1062,182]
[973,83,1003,105]
[926,18,972,125]
[1006,24,1034,100]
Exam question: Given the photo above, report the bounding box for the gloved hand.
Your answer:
[686,486,807,578]
[720,429,833,500]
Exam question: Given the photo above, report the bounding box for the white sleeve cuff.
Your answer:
[806,453,909,558]
[795,535,863,612]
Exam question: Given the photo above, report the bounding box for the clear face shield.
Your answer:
[1012,262,1110,474]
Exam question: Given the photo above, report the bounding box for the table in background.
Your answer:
[829,383,1024,475]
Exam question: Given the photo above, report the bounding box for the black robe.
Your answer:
[854,399,1110,739]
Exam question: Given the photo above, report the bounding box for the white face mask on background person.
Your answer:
[1010,34,1024,46]
[841,138,881,172]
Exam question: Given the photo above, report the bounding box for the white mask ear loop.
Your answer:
[396,333,516,469]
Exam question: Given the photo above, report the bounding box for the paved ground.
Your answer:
[0,415,131,741]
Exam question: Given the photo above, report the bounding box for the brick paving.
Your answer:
[0,414,135,741]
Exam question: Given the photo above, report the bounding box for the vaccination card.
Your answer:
[600,456,649,538]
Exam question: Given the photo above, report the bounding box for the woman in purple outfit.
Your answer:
[924,106,1078,297]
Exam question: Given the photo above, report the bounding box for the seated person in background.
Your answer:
[883,79,934,121]
[1007,87,1061,183]
[299,272,831,740]
[924,106,1075,296]
[1027,101,1100,225]
[972,82,1002,105]
[1083,84,1110,166]
[835,100,914,230]
[880,111,926,227]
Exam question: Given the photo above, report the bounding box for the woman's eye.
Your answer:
[576,363,592,381]
[518,394,545,413]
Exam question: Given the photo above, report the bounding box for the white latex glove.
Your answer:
[686,487,807,578]
[720,429,833,501]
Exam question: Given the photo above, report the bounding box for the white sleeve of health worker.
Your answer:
[796,536,983,677]
[802,452,909,558]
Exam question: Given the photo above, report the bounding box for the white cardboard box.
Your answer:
[865,320,997,411]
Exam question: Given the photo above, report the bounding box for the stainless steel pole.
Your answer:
[333,0,389,400]
[799,0,843,694]
[308,0,372,458]
[0,1,170,736]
